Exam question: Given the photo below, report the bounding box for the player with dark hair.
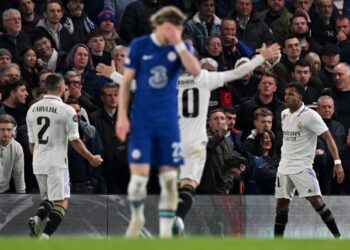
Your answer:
[26,73,103,239]
[274,82,344,238]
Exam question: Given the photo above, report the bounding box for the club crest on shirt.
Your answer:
[167,51,177,61]
[297,122,302,129]
[131,149,141,159]
[73,115,78,123]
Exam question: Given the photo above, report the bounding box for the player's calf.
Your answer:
[159,170,178,238]
[42,204,66,237]
[176,184,195,220]
[316,204,341,238]
[274,208,288,237]
[126,175,148,237]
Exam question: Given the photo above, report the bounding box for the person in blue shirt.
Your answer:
[116,6,200,238]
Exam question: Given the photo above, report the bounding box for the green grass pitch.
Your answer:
[0,237,349,250]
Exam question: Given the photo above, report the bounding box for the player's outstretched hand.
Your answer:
[90,155,103,167]
[333,164,345,184]
[116,116,130,142]
[96,60,116,78]
[163,22,183,46]
[257,43,281,62]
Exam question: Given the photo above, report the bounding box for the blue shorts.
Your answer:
[128,122,184,167]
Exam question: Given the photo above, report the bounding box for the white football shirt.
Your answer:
[178,55,265,147]
[177,70,224,147]
[278,103,328,175]
[26,95,79,175]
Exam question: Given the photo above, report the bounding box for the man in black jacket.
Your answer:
[0,9,31,62]
[235,71,286,154]
[89,83,129,194]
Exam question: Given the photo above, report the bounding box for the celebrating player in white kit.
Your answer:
[274,82,344,238]
[173,43,280,234]
[26,73,103,239]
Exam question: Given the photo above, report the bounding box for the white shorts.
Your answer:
[275,168,322,200]
[179,142,207,184]
[35,168,70,201]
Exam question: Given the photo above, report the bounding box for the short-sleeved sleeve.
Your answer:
[65,106,80,141]
[125,39,139,70]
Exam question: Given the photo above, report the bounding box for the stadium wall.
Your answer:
[1,195,349,238]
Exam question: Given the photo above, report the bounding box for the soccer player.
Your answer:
[26,73,103,239]
[274,82,344,238]
[116,6,201,238]
[173,43,280,234]
[98,42,281,235]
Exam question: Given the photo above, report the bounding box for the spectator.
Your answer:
[18,46,42,95]
[288,0,313,20]
[34,0,75,55]
[335,15,350,50]
[31,31,65,72]
[319,44,340,88]
[315,95,346,194]
[0,48,12,66]
[204,35,228,71]
[230,57,259,103]
[339,128,350,193]
[289,13,322,56]
[310,0,339,46]
[0,63,21,84]
[64,70,97,113]
[250,130,279,194]
[235,71,286,152]
[241,107,273,156]
[0,9,31,62]
[183,0,221,57]
[87,31,111,67]
[223,105,242,152]
[292,59,320,104]
[273,34,302,94]
[97,7,125,54]
[66,98,104,193]
[120,0,162,44]
[226,0,275,50]
[305,51,326,92]
[18,0,41,34]
[2,79,29,126]
[257,0,293,42]
[305,51,322,74]
[331,62,350,132]
[197,109,248,194]
[63,43,102,105]
[62,0,96,44]
[111,45,127,74]
[0,114,25,193]
[220,17,254,70]
[90,83,129,194]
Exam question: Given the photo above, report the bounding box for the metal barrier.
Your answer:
[1,194,349,238]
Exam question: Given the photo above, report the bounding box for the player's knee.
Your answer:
[276,198,290,212]
[159,170,178,210]
[180,179,198,189]
[127,175,148,201]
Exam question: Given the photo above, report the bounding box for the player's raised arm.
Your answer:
[320,130,345,184]
[116,68,135,142]
[164,23,201,76]
[221,43,280,83]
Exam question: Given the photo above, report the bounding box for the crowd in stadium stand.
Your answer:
[1,0,350,195]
